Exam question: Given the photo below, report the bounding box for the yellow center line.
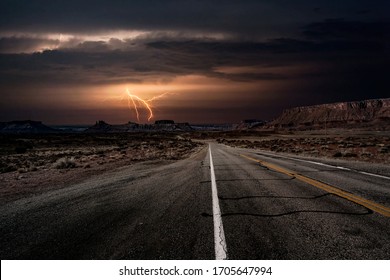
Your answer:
[240,154,390,217]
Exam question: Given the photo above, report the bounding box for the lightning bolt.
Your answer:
[129,93,140,122]
[146,92,171,102]
[125,88,154,122]
[117,88,175,123]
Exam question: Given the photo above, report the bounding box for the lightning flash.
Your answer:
[124,88,172,122]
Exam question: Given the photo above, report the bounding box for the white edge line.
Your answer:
[209,144,228,260]
[256,150,390,180]
[359,171,390,180]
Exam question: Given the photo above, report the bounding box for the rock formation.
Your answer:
[85,120,193,132]
[0,120,57,133]
[270,98,390,130]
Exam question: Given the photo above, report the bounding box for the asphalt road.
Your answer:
[1,143,389,259]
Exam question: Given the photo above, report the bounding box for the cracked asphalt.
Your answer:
[1,143,389,259]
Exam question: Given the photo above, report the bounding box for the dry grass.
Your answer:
[218,134,390,163]
[53,157,77,169]
[0,133,201,174]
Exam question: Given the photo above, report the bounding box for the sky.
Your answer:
[0,0,388,124]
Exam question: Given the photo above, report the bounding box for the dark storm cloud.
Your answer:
[0,39,302,85]
[0,0,282,35]
[0,0,278,34]
[146,34,384,56]
[0,36,59,53]
[0,0,389,123]
[1,0,388,37]
[0,19,387,89]
[303,19,389,41]
[0,50,148,85]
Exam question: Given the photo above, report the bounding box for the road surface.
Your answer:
[1,143,389,259]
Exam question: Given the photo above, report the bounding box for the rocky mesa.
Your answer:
[270,98,390,130]
[0,120,58,133]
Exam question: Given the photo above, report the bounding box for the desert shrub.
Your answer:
[344,152,357,157]
[54,157,76,169]
[28,166,38,172]
[13,140,33,154]
[0,164,17,173]
[18,168,28,173]
[333,151,342,157]
[361,152,373,157]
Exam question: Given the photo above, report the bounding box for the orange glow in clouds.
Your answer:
[93,75,269,124]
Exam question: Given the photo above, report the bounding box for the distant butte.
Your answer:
[0,120,57,133]
[85,120,193,132]
[269,98,390,131]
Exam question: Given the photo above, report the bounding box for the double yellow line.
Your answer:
[240,154,390,217]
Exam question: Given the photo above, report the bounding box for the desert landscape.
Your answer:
[217,130,390,163]
[217,98,390,163]
[1,2,389,276]
[1,98,389,203]
[2,130,389,204]
[1,97,389,260]
[0,132,202,203]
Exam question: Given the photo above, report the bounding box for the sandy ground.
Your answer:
[0,133,203,203]
[216,130,390,164]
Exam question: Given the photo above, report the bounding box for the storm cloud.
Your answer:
[0,0,388,123]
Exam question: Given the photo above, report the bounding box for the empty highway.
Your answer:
[1,143,389,259]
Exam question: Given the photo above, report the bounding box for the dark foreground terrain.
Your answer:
[0,131,389,259]
[0,133,201,202]
[217,130,390,164]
